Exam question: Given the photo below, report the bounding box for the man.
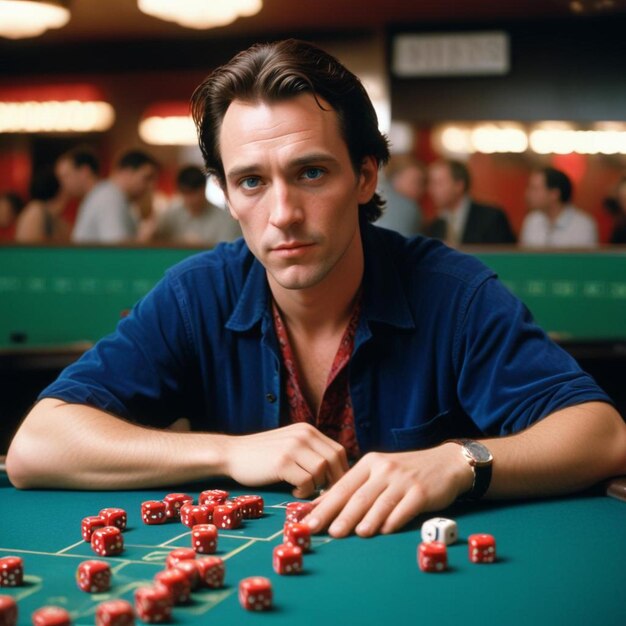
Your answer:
[72,149,158,243]
[55,146,100,201]
[7,40,626,540]
[520,167,598,248]
[427,159,516,245]
[153,165,241,244]
[376,154,425,236]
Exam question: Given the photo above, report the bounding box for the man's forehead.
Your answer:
[219,94,345,169]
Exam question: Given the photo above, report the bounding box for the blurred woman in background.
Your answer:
[15,170,70,244]
[0,192,24,242]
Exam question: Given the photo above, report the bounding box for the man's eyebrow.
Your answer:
[226,153,340,180]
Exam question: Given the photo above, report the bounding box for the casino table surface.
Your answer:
[0,475,624,625]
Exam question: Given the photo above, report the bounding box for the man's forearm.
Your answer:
[483,402,626,499]
[6,398,230,490]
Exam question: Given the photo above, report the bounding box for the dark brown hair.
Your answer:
[191,39,390,222]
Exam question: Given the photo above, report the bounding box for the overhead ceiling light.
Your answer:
[0,84,115,133]
[0,0,70,40]
[137,0,262,29]
[139,102,197,145]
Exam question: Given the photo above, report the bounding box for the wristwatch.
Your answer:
[447,439,493,501]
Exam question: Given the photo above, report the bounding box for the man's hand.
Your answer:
[303,443,474,538]
[224,423,350,499]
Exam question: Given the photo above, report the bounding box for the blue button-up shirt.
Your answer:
[40,223,612,453]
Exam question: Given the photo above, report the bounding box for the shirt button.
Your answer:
[265,393,277,403]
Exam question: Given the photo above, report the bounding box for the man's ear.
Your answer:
[357,156,379,204]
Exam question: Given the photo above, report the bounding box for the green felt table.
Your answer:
[0,475,624,625]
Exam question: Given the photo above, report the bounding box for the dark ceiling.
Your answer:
[20,0,626,43]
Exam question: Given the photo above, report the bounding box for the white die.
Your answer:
[421,517,458,545]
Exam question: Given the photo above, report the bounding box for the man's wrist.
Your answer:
[445,439,494,500]
[442,441,475,497]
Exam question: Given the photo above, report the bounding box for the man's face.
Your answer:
[525,171,553,212]
[55,158,85,197]
[180,187,206,215]
[427,163,464,211]
[219,94,377,292]
[393,166,425,202]
[125,164,157,201]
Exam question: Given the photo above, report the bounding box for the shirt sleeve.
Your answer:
[38,273,198,428]
[453,275,614,435]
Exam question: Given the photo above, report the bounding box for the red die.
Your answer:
[234,495,264,519]
[191,524,218,554]
[213,505,241,530]
[95,599,134,626]
[134,585,173,624]
[165,548,196,570]
[196,557,225,589]
[239,576,272,611]
[76,560,111,593]
[180,503,212,528]
[81,516,106,542]
[0,557,23,587]
[283,522,311,552]
[154,568,191,604]
[199,489,229,505]
[285,501,314,523]
[468,533,496,563]
[91,526,124,557]
[31,606,71,626]
[163,493,193,520]
[418,541,447,572]
[273,543,303,575]
[172,560,200,591]
[141,501,166,525]
[224,501,243,524]
[0,595,18,626]
[99,508,127,531]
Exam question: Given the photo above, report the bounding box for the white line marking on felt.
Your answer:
[14,575,42,601]
[222,539,256,560]
[158,531,191,547]
[55,539,85,554]
[0,547,161,566]
[185,588,238,615]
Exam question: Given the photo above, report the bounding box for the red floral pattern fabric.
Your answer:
[272,299,361,461]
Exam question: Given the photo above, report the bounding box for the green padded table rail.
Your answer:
[1,244,625,350]
[0,476,624,625]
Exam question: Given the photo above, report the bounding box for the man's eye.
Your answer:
[240,177,261,190]
[302,167,324,181]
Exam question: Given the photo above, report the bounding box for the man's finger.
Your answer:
[379,487,426,535]
[353,485,407,537]
[306,435,350,487]
[303,463,370,535]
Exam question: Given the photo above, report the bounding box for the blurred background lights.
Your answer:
[0,0,70,39]
[0,101,115,133]
[137,0,262,29]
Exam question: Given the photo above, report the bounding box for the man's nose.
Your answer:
[268,181,303,228]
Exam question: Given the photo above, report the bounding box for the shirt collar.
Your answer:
[225,220,416,333]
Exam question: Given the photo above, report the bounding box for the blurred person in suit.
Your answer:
[520,167,597,248]
[427,159,516,245]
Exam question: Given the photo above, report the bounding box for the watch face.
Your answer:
[464,441,493,464]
